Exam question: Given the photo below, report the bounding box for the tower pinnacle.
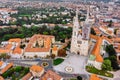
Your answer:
[85,6,90,23]
[76,8,79,19]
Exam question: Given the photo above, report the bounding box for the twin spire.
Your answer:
[85,6,90,23]
[76,8,79,19]
[75,6,90,23]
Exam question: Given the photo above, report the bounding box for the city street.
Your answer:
[6,59,53,70]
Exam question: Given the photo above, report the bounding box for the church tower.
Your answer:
[70,6,91,56]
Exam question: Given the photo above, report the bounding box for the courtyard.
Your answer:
[53,53,88,74]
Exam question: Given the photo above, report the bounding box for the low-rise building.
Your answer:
[41,70,63,80]
[88,35,112,70]
[24,34,55,58]
[88,37,103,70]
[21,72,33,80]
[8,38,23,58]
[0,61,13,74]
[52,46,58,56]
[30,65,44,78]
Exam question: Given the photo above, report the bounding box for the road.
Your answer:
[6,59,53,70]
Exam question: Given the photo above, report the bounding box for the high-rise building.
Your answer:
[70,7,91,56]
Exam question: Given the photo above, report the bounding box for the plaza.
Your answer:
[54,53,88,74]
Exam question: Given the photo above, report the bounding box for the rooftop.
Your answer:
[21,72,32,80]
[41,70,62,80]
[90,74,102,80]
[0,63,13,74]
[30,65,44,72]
[25,34,54,52]
[92,37,103,62]
[8,38,21,43]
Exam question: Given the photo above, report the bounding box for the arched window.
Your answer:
[77,51,80,55]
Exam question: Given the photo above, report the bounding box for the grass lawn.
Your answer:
[2,66,29,80]
[53,58,64,66]
[86,66,113,78]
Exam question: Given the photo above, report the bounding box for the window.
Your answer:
[78,45,80,47]
[77,41,82,44]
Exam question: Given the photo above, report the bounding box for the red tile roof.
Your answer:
[25,34,54,52]
[30,65,44,72]
[0,61,3,67]
[0,63,13,74]
[0,44,12,54]
[8,38,21,43]
[90,74,102,80]
[41,70,62,80]
[92,37,103,62]
[13,44,22,54]
[21,72,32,80]
[0,76,4,80]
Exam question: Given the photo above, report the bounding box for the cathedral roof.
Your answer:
[92,37,103,63]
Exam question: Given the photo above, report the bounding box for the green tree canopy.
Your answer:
[102,59,112,71]
[77,76,82,80]
[105,45,116,56]
[105,56,120,70]
[91,28,96,35]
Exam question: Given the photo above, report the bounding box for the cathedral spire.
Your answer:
[70,6,90,56]
[85,6,90,23]
[76,8,79,19]
[73,7,80,29]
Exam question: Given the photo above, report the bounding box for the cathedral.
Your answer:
[70,7,91,56]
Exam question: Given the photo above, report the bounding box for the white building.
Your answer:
[70,7,91,56]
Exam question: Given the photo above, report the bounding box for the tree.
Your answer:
[43,31,49,35]
[0,53,10,59]
[77,76,82,80]
[15,66,22,72]
[114,29,118,35]
[108,20,113,27]
[58,49,67,57]
[105,56,120,70]
[34,55,38,58]
[105,45,116,56]
[0,20,3,26]
[107,36,112,39]
[102,59,112,71]
[20,44,26,49]
[51,54,55,59]
[91,28,96,35]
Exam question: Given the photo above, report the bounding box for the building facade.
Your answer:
[70,7,91,56]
